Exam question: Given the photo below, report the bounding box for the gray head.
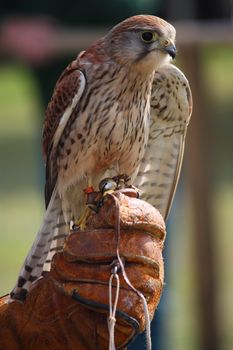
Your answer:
[105,15,176,72]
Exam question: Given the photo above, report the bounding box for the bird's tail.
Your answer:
[10,185,68,301]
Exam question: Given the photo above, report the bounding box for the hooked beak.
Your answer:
[164,42,176,59]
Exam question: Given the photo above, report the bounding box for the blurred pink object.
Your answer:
[0,17,58,65]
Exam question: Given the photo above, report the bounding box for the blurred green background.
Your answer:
[0,1,233,350]
[0,63,44,293]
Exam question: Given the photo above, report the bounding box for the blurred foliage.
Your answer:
[202,45,233,184]
[0,63,44,294]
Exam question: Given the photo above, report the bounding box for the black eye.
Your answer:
[141,31,154,43]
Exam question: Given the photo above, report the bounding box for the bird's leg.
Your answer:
[74,178,94,230]
[75,206,92,231]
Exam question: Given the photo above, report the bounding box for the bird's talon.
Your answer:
[70,220,75,231]
[73,221,87,231]
[112,174,131,189]
[96,199,104,211]
[129,185,140,198]
[79,222,87,231]
[87,203,99,213]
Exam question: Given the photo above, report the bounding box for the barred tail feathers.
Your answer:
[10,186,67,300]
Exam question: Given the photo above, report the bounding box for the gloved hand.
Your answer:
[0,188,166,350]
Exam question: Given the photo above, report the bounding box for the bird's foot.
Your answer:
[100,174,140,198]
[74,176,138,224]
[73,206,91,231]
[112,174,131,189]
[96,174,136,209]
[99,174,130,195]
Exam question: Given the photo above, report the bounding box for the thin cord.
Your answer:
[108,266,120,350]
[111,193,152,350]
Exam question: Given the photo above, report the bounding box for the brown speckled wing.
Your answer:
[42,58,86,206]
[135,64,192,220]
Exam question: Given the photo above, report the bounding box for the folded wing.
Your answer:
[135,64,192,220]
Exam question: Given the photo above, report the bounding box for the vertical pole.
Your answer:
[181,44,220,350]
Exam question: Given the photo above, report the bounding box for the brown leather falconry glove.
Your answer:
[0,188,166,350]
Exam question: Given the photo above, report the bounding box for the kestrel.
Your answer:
[11,15,192,300]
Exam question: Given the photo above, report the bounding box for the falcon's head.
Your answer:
[105,15,176,72]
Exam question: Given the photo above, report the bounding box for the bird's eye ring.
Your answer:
[140,31,156,43]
